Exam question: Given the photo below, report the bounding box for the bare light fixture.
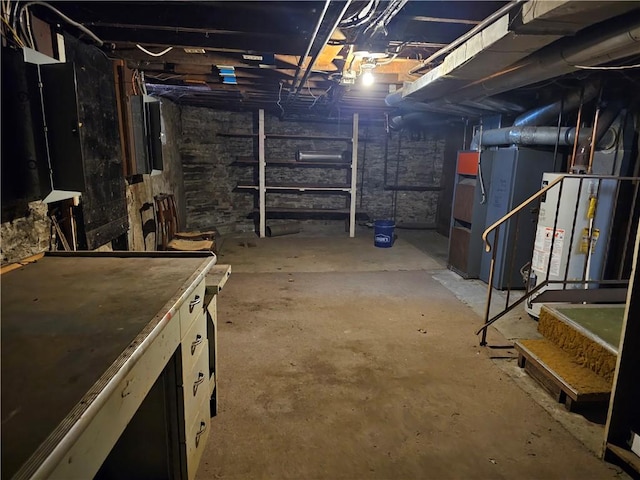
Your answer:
[360,57,377,87]
[361,70,375,86]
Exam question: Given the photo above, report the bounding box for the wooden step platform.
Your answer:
[515,339,612,412]
[539,306,617,382]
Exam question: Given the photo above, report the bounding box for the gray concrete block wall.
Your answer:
[179,108,448,233]
[180,108,255,233]
[357,126,444,224]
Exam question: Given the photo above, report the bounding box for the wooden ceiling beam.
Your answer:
[94,28,308,55]
[37,2,322,36]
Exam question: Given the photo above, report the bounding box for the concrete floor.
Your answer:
[197,227,625,479]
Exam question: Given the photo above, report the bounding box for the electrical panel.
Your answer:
[1,46,85,206]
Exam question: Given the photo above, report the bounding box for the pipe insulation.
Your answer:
[386,89,525,118]
[470,126,593,149]
[395,15,640,111]
[388,112,444,130]
[266,222,301,237]
[296,151,348,162]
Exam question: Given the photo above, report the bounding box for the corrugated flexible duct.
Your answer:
[470,126,593,150]
[513,82,600,127]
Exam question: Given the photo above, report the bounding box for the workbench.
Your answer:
[1,252,231,479]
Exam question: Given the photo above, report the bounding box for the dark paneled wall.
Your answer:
[63,34,128,249]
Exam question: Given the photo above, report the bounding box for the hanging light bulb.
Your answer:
[359,56,376,87]
[362,70,375,86]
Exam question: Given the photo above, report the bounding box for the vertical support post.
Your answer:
[604,222,640,463]
[349,113,359,238]
[258,109,266,238]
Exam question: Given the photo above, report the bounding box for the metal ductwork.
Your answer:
[470,126,593,150]
[513,83,600,127]
[386,89,524,116]
[388,112,444,130]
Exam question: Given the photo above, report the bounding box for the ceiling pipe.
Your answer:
[408,0,525,75]
[288,0,332,100]
[573,100,625,171]
[513,82,600,127]
[387,88,525,117]
[363,0,408,37]
[424,15,640,110]
[289,0,353,103]
[388,112,448,130]
[469,126,593,150]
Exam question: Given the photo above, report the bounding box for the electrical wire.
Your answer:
[1,15,25,46]
[1,0,23,46]
[145,72,184,81]
[341,0,374,24]
[375,53,398,66]
[276,81,285,115]
[341,0,379,29]
[307,83,317,100]
[17,1,104,46]
[140,70,148,95]
[363,0,407,36]
[309,84,333,109]
[22,5,36,49]
[136,44,173,57]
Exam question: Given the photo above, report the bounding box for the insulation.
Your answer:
[519,339,612,395]
[538,307,617,382]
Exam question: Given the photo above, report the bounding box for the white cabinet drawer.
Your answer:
[182,397,211,480]
[179,278,206,336]
[181,312,207,376]
[180,339,210,429]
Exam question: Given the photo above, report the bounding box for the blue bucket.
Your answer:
[374,220,395,248]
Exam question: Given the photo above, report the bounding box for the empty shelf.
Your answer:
[236,184,351,192]
[248,207,369,220]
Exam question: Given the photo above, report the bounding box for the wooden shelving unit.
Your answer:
[231,158,351,169]
[265,134,352,141]
[217,132,258,138]
[236,183,352,192]
[248,207,369,219]
[225,109,360,238]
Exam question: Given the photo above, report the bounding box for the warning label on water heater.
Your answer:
[532,226,564,276]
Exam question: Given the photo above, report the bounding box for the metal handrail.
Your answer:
[478,173,640,345]
[482,174,639,252]
[482,174,565,253]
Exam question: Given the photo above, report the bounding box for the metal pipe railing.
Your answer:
[482,175,565,252]
[478,174,640,344]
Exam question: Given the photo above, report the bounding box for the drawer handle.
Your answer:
[193,372,205,396]
[190,334,203,355]
[189,295,202,313]
[195,421,207,447]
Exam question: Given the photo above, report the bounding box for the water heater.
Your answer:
[526,173,618,317]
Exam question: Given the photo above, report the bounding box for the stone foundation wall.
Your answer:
[180,108,449,233]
